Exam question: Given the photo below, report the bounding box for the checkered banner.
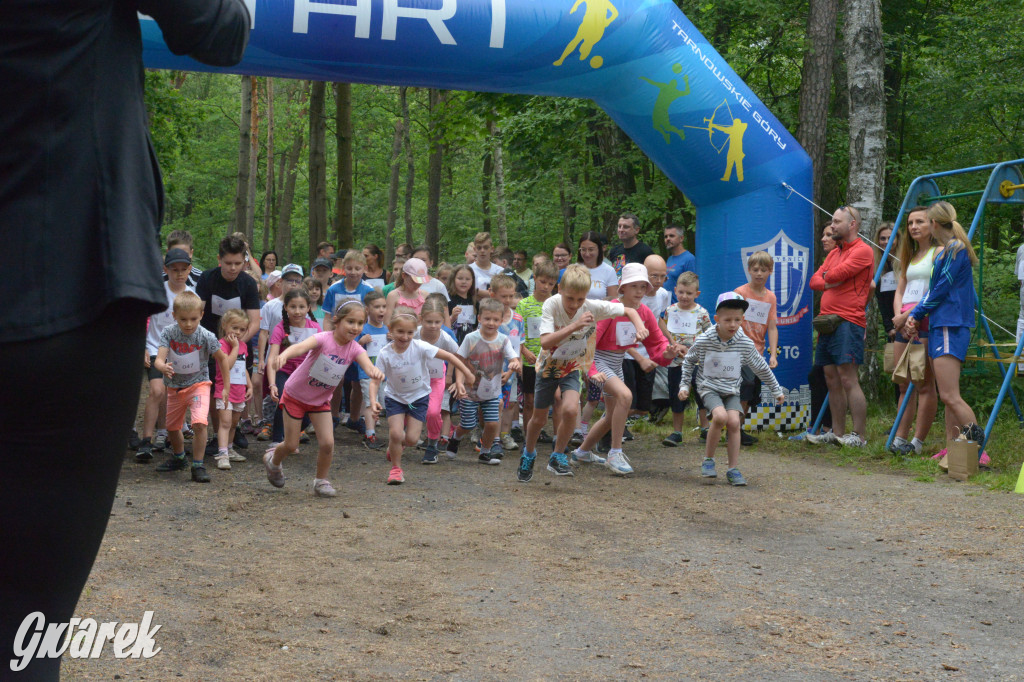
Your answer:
[745,383,810,433]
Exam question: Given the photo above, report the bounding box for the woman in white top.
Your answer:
[577,231,619,300]
[889,205,942,456]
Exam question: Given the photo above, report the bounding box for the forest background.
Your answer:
[145,0,1024,410]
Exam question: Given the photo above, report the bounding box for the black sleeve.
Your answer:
[240,273,261,311]
[876,289,895,334]
[194,269,211,302]
[138,0,250,67]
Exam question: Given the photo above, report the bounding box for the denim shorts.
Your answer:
[384,394,430,422]
[814,320,865,366]
[929,326,971,362]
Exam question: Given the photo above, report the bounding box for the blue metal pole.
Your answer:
[811,395,829,435]
[981,333,1024,452]
[978,315,1024,423]
[885,383,915,451]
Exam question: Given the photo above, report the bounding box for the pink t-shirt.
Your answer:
[283,332,365,405]
[214,338,248,404]
[270,318,323,375]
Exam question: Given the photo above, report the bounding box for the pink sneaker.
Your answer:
[932,448,947,461]
[387,466,405,485]
[979,451,991,467]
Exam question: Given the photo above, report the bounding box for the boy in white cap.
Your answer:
[677,292,785,486]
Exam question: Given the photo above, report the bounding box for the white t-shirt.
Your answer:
[635,289,670,360]
[260,297,283,333]
[414,328,459,380]
[146,282,193,355]
[587,262,619,300]
[470,262,504,292]
[419,277,450,301]
[375,339,439,404]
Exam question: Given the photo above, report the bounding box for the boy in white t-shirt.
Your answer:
[468,232,504,298]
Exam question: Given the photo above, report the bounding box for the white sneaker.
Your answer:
[228,447,247,462]
[313,479,337,497]
[500,433,518,450]
[838,432,866,447]
[571,448,606,464]
[215,454,231,470]
[806,430,839,445]
[604,450,634,475]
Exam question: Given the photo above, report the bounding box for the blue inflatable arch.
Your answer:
[142,0,815,427]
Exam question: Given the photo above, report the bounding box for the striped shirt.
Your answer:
[679,326,783,400]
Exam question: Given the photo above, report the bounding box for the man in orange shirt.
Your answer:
[807,205,874,447]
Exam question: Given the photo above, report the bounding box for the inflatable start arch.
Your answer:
[142,0,815,429]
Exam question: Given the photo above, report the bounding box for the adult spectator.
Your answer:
[577,231,618,299]
[496,246,529,298]
[395,242,413,259]
[513,249,532,284]
[873,222,897,343]
[316,241,335,260]
[0,2,249,677]
[663,224,696,299]
[807,205,873,447]
[362,243,389,290]
[259,250,278,279]
[804,224,836,437]
[230,231,263,280]
[311,257,333,291]
[551,242,572,277]
[329,250,345,278]
[529,253,549,293]
[164,229,204,287]
[413,244,451,300]
[609,213,655,277]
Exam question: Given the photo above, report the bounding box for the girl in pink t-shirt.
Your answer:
[214,309,254,471]
[265,300,383,498]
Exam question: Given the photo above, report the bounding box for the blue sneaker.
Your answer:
[571,448,606,464]
[517,450,536,482]
[700,458,717,478]
[546,452,573,476]
[421,444,439,464]
[726,467,747,486]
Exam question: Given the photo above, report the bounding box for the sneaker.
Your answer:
[699,427,709,442]
[299,433,311,444]
[345,417,367,435]
[215,454,231,470]
[233,431,249,450]
[500,433,518,450]
[596,432,611,454]
[128,428,142,450]
[438,436,449,451]
[932,448,948,461]
[152,433,168,451]
[228,448,247,462]
[537,429,554,444]
[962,423,984,443]
[838,432,866,447]
[135,439,154,463]
[701,457,717,478]
[256,425,272,441]
[191,465,211,483]
[446,439,460,460]
[624,416,640,427]
[806,430,840,445]
[181,425,194,440]
[422,446,439,465]
[605,450,634,476]
[510,424,524,443]
[649,406,668,425]
[740,431,757,446]
[387,466,405,485]
[623,426,634,442]
[546,452,573,476]
[204,439,219,456]
[263,450,285,488]
[416,438,427,450]
[239,419,256,435]
[887,437,906,455]
[570,430,586,447]
[305,423,317,437]
[517,451,536,482]
[979,451,991,468]
[662,432,683,447]
[894,442,917,458]
[155,454,187,472]
[726,467,747,486]
[363,434,385,450]
[571,448,606,464]
[478,451,502,465]
[314,479,337,497]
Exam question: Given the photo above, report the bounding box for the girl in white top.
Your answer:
[577,231,619,300]
[889,206,942,455]
[370,306,475,485]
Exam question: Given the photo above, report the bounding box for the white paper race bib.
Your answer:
[308,354,347,387]
[391,363,424,393]
[169,349,201,375]
[526,317,542,338]
[744,299,771,325]
[211,295,240,317]
[904,279,928,305]
[552,336,587,360]
[507,329,522,354]
[427,355,447,380]
[475,373,501,399]
[457,306,476,325]
[667,309,697,335]
[229,357,248,384]
[704,351,741,380]
[880,271,897,292]
[288,327,315,345]
[615,321,637,347]
[366,334,387,357]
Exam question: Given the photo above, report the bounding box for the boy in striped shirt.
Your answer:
[678,292,784,486]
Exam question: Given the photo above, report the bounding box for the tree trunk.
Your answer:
[488,117,508,249]
[386,119,404,264]
[334,82,354,249]
[798,0,840,208]
[425,88,445,258]
[843,0,886,397]
[245,76,259,246]
[401,87,414,247]
[275,131,305,263]
[481,152,493,234]
[559,170,575,246]
[263,78,275,254]
[232,76,251,237]
[308,81,328,262]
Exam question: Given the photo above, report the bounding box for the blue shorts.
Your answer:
[814,320,865,367]
[929,326,971,362]
[344,363,360,382]
[384,394,430,422]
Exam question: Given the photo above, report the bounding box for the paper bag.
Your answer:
[892,342,926,384]
[947,438,979,481]
[883,342,896,373]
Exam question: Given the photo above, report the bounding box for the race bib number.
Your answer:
[308,354,346,387]
[476,373,501,399]
[457,306,476,325]
[667,309,697,335]
[229,357,248,384]
[427,356,447,380]
[615,321,637,347]
[211,295,240,317]
[288,327,315,345]
[880,271,897,292]
[704,351,741,380]
[169,349,201,375]
[366,334,387,357]
[392,363,424,393]
[508,329,522,354]
[552,336,587,360]
[526,317,542,338]
[904,279,928,305]
[745,299,771,325]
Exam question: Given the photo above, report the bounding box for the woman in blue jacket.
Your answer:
[905,201,985,459]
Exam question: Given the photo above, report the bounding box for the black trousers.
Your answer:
[1,301,148,680]
[622,358,655,412]
[808,365,833,430]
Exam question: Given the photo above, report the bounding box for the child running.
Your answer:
[384,257,431,321]
[370,306,475,485]
[515,260,558,445]
[677,292,785,486]
[214,309,254,469]
[357,291,390,449]
[154,291,235,483]
[447,264,478,345]
[661,271,712,446]
[490,274,525,451]
[413,294,461,464]
[264,300,383,497]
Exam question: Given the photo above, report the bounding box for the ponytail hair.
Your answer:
[928,201,978,266]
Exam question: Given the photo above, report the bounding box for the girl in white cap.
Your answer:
[384,257,431,323]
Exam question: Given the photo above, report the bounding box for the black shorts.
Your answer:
[739,365,761,404]
[521,365,536,395]
[146,356,164,382]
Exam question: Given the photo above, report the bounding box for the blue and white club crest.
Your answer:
[740,230,809,323]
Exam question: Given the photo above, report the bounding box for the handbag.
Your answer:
[883,342,896,373]
[812,313,842,336]
[891,342,927,383]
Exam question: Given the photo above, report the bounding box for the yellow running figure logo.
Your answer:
[553,0,619,69]
[684,98,747,182]
[638,63,690,144]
